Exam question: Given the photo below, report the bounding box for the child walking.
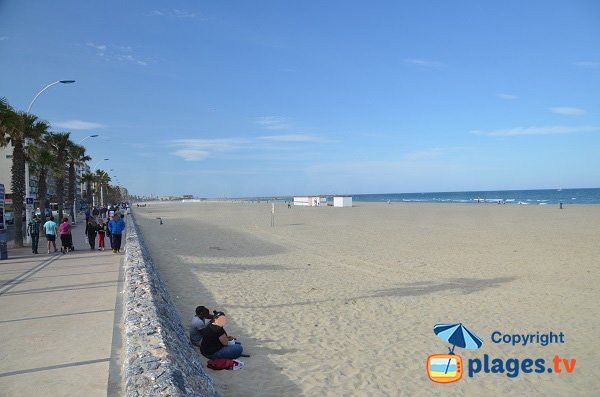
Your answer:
[97,219,106,251]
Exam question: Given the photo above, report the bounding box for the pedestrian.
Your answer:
[108,213,126,253]
[85,216,97,250]
[43,216,58,254]
[97,218,106,251]
[59,217,73,254]
[27,214,41,254]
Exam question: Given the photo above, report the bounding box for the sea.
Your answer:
[351,188,600,205]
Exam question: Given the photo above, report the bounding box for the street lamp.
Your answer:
[27,80,76,113]
[93,158,110,171]
[78,134,99,144]
[24,79,76,244]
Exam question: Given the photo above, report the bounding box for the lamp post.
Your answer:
[93,159,109,207]
[24,80,76,244]
[78,134,99,144]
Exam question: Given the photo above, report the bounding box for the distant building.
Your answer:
[183,195,194,199]
[294,196,327,207]
[333,196,353,207]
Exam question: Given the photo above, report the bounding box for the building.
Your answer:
[293,196,327,206]
[333,196,353,207]
[0,144,88,210]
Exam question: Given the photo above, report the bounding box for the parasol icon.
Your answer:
[433,323,483,374]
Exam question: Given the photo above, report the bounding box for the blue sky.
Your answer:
[1,1,599,197]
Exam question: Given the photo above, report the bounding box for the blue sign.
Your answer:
[26,197,34,205]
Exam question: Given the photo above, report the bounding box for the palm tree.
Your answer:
[66,142,91,221]
[94,169,111,207]
[81,171,95,208]
[1,98,49,246]
[27,133,54,224]
[47,132,71,222]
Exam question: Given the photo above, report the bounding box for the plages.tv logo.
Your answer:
[426,323,483,383]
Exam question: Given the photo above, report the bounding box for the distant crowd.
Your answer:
[26,203,130,255]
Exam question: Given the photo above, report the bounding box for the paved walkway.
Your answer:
[0,225,124,397]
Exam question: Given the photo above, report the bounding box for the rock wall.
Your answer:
[122,214,215,397]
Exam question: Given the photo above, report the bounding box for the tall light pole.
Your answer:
[93,158,109,207]
[24,80,76,244]
[78,134,99,144]
[27,80,76,113]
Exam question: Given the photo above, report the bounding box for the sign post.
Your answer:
[0,184,8,260]
[25,197,34,244]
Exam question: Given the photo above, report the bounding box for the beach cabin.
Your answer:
[294,197,327,207]
[333,196,353,207]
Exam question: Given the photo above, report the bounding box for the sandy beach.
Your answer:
[134,201,600,396]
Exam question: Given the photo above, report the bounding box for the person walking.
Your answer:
[59,217,72,254]
[43,216,58,254]
[108,213,125,253]
[97,218,106,251]
[27,214,41,254]
[84,216,97,250]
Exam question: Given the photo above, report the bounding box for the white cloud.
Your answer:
[257,134,328,143]
[574,61,600,69]
[404,58,444,68]
[169,138,248,161]
[496,93,517,100]
[148,9,197,18]
[53,120,106,130]
[256,116,291,130]
[86,42,149,66]
[402,148,445,161]
[87,42,106,51]
[172,150,209,161]
[550,107,586,116]
[471,126,599,137]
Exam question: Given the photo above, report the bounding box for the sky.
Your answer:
[1,0,599,197]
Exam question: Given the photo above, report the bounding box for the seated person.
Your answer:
[190,306,213,347]
[200,311,243,359]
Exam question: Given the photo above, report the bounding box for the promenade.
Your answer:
[0,225,124,397]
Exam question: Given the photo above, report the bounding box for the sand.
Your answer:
[134,201,600,396]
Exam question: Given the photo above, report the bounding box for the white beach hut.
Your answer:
[294,197,327,206]
[333,196,353,207]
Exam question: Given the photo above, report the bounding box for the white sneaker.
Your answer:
[232,360,244,370]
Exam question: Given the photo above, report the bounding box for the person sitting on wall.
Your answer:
[190,306,213,347]
[200,311,244,359]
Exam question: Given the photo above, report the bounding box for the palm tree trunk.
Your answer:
[37,168,48,224]
[56,154,65,222]
[68,160,75,221]
[11,140,25,247]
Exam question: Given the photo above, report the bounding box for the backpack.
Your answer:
[206,358,244,370]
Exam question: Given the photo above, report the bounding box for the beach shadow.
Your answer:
[227,276,517,310]
[190,263,296,273]
[134,213,305,397]
[369,277,517,298]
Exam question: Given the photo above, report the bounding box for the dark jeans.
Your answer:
[31,234,39,253]
[88,233,96,249]
[207,344,243,359]
[112,234,122,251]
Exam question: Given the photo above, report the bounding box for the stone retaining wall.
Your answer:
[122,214,215,397]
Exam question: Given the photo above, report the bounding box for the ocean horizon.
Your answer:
[244,188,600,205]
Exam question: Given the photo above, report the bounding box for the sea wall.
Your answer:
[122,214,215,396]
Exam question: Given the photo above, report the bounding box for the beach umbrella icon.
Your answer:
[434,323,483,353]
[433,323,482,374]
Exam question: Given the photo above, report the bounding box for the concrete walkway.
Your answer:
[0,225,124,397]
